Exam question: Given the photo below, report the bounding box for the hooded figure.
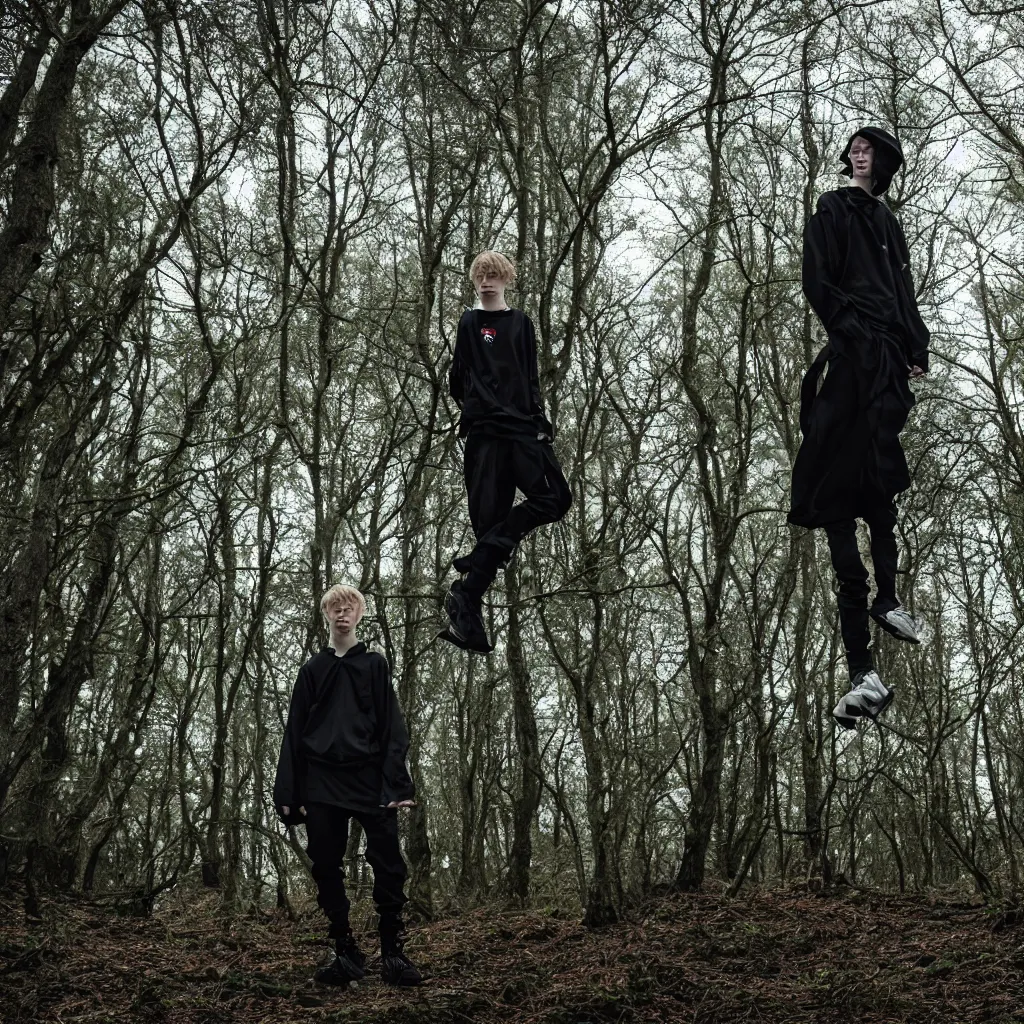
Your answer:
[838,126,904,196]
[789,125,929,528]
[788,125,928,730]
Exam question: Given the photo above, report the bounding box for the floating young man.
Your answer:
[442,251,572,652]
[788,126,929,729]
[273,584,422,987]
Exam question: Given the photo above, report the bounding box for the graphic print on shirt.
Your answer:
[481,326,497,345]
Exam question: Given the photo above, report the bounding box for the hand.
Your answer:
[281,805,306,817]
[386,800,416,810]
[908,364,925,378]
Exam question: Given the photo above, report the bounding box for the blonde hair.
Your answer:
[469,250,516,287]
[320,584,367,620]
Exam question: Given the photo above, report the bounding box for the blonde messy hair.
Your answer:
[469,250,516,287]
[320,583,367,621]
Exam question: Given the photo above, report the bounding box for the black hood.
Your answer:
[839,126,904,195]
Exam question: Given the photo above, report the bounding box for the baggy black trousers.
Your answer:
[461,433,572,601]
[303,803,407,938]
[823,502,900,676]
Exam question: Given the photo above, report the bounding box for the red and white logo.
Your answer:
[481,327,497,345]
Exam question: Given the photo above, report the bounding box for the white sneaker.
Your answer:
[872,604,921,644]
[832,670,895,729]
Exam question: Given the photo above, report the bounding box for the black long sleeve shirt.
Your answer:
[802,187,930,371]
[272,644,415,816]
[449,307,554,439]
[789,187,924,527]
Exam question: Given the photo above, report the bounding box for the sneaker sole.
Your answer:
[847,685,896,722]
[443,588,494,653]
[871,611,921,645]
[831,694,858,730]
[316,978,360,990]
[314,969,364,987]
[436,626,494,654]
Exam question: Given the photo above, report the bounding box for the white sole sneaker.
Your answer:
[872,605,921,644]
[832,670,895,729]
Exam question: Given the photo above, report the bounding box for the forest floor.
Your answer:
[2,883,1023,1023]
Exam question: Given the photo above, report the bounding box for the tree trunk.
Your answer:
[504,560,542,905]
[0,0,130,331]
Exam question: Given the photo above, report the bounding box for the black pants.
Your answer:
[462,433,572,601]
[823,502,900,676]
[304,803,407,939]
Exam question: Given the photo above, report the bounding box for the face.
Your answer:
[849,136,874,180]
[327,601,361,636]
[474,269,505,300]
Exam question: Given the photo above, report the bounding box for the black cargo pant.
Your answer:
[461,433,573,602]
[304,803,407,940]
[823,502,900,676]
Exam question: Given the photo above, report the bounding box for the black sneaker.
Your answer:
[439,580,493,653]
[314,952,365,987]
[380,938,423,987]
[337,933,366,973]
[455,541,509,580]
[314,931,366,986]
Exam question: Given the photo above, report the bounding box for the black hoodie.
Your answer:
[449,307,555,439]
[273,643,415,818]
[801,186,929,371]
[788,185,928,528]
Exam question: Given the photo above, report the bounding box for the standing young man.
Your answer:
[273,584,421,987]
[442,250,572,652]
[788,126,929,729]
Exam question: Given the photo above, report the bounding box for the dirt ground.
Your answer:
[2,883,1023,1023]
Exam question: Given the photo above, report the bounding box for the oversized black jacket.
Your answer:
[449,307,554,439]
[272,644,415,818]
[801,187,929,371]
[788,188,928,528]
